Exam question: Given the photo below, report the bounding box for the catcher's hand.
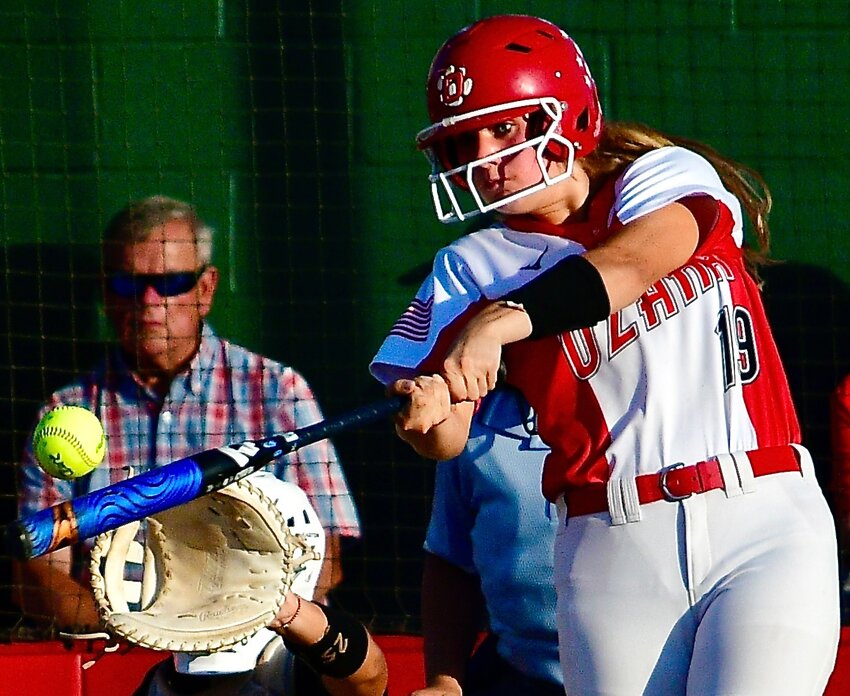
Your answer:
[89,474,321,653]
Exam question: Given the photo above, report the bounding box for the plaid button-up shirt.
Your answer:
[19,325,361,576]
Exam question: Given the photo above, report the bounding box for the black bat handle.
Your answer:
[285,394,406,450]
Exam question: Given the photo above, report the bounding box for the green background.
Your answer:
[2,1,849,401]
[2,0,849,631]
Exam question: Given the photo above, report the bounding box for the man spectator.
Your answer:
[14,195,360,629]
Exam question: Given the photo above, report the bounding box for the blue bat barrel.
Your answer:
[8,457,207,558]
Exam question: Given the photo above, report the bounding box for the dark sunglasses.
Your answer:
[106,266,207,299]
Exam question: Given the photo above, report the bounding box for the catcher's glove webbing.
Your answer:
[90,475,321,653]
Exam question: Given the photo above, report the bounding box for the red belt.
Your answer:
[563,445,802,518]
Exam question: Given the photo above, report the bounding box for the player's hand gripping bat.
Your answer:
[5,395,405,559]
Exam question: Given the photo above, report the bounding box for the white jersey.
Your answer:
[371,147,799,501]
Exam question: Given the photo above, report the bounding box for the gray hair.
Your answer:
[102,195,214,268]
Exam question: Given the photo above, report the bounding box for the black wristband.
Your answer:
[284,603,370,680]
[504,254,610,338]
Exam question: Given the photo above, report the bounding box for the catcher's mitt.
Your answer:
[90,473,322,653]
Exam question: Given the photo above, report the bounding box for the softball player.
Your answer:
[371,14,840,695]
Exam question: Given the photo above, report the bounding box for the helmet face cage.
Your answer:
[425,97,576,223]
[417,15,602,224]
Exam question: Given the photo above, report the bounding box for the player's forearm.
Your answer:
[502,206,699,339]
[456,299,534,346]
[421,554,485,686]
[12,557,101,629]
[322,637,389,696]
[396,403,473,460]
[390,374,474,458]
[314,533,343,602]
[502,254,610,338]
[271,594,389,696]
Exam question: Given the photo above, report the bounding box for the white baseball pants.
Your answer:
[554,446,840,695]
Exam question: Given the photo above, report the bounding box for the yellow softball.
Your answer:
[32,405,106,479]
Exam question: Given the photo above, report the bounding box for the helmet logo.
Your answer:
[436,65,473,107]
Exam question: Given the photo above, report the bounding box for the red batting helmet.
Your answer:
[417,15,603,223]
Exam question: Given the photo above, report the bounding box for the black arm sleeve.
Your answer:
[285,603,370,680]
[503,254,611,339]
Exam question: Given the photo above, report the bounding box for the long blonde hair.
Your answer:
[582,122,773,277]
